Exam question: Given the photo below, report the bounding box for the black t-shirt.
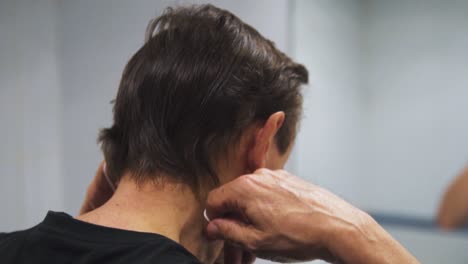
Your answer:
[0,211,201,264]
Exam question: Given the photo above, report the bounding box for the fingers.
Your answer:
[205,168,277,221]
[205,176,250,220]
[206,218,260,250]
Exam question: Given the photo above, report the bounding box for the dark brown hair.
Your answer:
[99,4,308,188]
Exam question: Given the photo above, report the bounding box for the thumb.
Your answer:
[206,218,259,250]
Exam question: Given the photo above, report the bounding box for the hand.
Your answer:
[79,161,116,215]
[205,169,419,264]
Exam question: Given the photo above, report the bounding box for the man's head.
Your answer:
[99,4,308,191]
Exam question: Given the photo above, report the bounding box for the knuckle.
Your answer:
[245,240,259,251]
[254,168,270,175]
[238,174,253,184]
[276,169,290,178]
[277,169,287,175]
[245,234,263,251]
[245,243,257,252]
[219,223,232,235]
[206,190,219,206]
[237,174,259,189]
[206,193,215,206]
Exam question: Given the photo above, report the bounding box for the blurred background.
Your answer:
[1,0,468,263]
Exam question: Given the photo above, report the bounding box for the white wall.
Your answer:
[361,0,468,218]
[292,0,365,202]
[386,226,468,264]
[0,0,63,231]
[291,1,468,262]
[293,0,468,218]
[289,3,365,262]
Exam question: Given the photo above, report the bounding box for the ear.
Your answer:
[247,111,285,171]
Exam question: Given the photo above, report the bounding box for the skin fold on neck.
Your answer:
[76,173,223,263]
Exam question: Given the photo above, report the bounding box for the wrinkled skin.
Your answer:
[205,169,420,264]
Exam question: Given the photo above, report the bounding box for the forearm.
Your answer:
[326,213,419,264]
[205,169,420,263]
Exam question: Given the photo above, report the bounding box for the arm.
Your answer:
[205,169,419,264]
[437,166,468,229]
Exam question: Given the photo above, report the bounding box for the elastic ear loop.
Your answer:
[203,209,211,222]
[103,162,116,192]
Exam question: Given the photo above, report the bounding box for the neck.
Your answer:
[77,174,222,263]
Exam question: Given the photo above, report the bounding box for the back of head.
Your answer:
[99,4,308,189]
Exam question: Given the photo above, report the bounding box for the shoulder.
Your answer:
[0,232,11,243]
[0,229,31,244]
[0,228,34,254]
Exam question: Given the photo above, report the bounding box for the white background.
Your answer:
[294,0,468,218]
